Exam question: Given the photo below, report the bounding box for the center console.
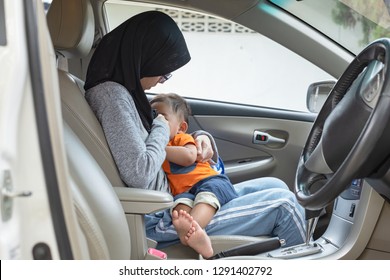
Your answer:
[260,179,369,259]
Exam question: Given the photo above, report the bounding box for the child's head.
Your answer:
[150,93,191,139]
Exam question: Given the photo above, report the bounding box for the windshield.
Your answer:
[270,0,390,54]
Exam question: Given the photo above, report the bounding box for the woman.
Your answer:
[84,11,306,257]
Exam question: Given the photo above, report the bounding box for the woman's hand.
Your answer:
[155,114,169,127]
[195,134,214,162]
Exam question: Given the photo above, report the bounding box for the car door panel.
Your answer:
[187,99,315,188]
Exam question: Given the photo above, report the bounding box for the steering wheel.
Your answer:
[295,38,390,211]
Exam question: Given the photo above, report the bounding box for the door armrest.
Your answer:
[114,187,173,214]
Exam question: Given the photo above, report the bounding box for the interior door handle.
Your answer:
[253,130,286,145]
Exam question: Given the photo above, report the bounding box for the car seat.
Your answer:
[47,0,125,189]
[47,0,269,259]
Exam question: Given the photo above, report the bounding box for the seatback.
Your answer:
[64,123,131,259]
[47,0,126,188]
[47,0,131,259]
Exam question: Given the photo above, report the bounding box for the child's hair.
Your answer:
[150,93,192,123]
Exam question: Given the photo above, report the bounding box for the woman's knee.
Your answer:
[277,188,303,209]
[275,191,305,224]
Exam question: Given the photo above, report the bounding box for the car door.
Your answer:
[0,0,52,259]
[187,99,315,187]
[0,0,84,260]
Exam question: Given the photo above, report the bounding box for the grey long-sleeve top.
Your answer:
[85,81,218,193]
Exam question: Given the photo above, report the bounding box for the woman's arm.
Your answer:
[191,131,219,164]
[86,84,169,190]
[102,101,169,189]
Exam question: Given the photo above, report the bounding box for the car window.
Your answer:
[104,1,333,112]
[270,0,390,56]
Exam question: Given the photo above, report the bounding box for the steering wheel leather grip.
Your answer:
[295,38,390,210]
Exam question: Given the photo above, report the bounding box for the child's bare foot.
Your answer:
[172,209,193,245]
[185,220,214,259]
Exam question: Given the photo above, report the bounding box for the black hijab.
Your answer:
[84,11,191,132]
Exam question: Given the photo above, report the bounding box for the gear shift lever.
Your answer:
[304,209,323,244]
[267,208,324,259]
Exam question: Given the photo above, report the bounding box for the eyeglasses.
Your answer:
[159,73,172,84]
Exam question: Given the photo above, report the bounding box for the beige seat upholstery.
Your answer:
[47,0,130,260]
[64,123,131,259]
[47,0,267,260]
[47,0,126,188]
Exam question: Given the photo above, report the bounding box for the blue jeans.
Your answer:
[174,174,238,208]
[145,177,306,248]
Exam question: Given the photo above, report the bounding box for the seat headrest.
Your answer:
[47,0,95,58]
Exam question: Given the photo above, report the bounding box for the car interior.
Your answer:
[20,0,390,260]
[47,0,275,260]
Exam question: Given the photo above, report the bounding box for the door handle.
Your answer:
[253,130,286,145]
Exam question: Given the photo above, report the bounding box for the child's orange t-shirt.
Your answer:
[163,133,218,196]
